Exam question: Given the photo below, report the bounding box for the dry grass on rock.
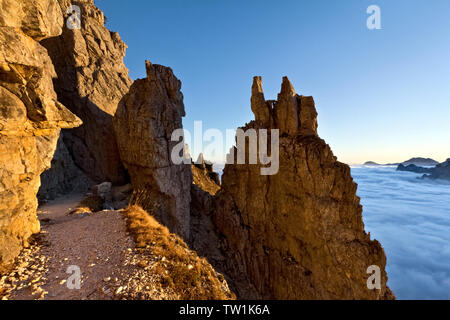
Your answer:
[122,205,234,300]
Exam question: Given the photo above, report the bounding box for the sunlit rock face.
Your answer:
[40,0,132,191]
[0,0,81,271]
[114,61,192,240]
[192,77,395,300]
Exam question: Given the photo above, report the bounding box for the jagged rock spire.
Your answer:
[250,76,318,136]
[193,75,393,300]
[276,76,298,135]
[251,76,270,126]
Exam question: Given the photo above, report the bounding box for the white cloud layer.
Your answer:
[352,166,450,299]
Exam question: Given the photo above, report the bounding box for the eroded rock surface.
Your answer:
[0,0,81,271]
[114,61,192,240]
[251,76,317,136]
[192,77,394,299]
[40,0,132,191]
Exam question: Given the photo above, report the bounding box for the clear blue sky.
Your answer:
[97,0,450,164]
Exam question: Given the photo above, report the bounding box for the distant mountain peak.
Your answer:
[363,157,440,167]
[363,161,380,166]
[401,158,439,166]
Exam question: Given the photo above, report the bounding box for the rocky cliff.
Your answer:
[39,0,132,196]
[1,1,395,300]
[0,0,81,271]
[114,61,192,240]
[191,77,394,299]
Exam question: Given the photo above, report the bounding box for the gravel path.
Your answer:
[1,194,175,300]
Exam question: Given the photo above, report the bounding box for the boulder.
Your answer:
[91,181,113,209]
[111,183,132,209]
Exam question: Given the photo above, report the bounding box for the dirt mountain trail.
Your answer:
[1,194,174,300]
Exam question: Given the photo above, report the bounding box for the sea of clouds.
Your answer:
[351,166,450,300]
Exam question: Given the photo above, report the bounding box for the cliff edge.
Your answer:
[191,77,395,299]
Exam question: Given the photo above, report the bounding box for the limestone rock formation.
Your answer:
[192,76,394,299]
[0,0,64,42]
[0,0,81,271]
[40,0,132,192]
[251,76,317,136]
[114,61,192,240]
